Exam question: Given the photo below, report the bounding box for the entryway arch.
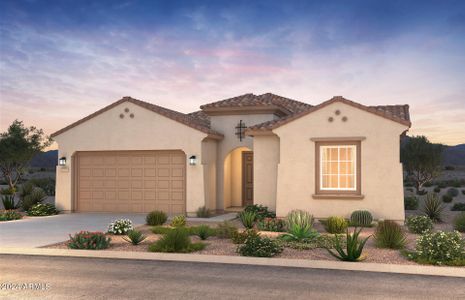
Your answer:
[223,146,252,209]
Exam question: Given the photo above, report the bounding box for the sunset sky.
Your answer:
[1,0,464,147]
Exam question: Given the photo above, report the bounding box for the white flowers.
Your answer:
[107,219,133,235]
[415,230,464,264]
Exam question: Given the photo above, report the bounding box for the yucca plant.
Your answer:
[421,193,445,222]
[373,220,406,249]
[123,230,147,245]
[327,227,370,261]
[238,211,256,229]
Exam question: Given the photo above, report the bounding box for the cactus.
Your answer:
[350,210,373,227]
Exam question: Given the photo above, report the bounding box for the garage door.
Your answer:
[75,151,186,214]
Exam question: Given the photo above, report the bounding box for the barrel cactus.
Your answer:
[350,210,373,227]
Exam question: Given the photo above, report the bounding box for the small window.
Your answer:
[315,141,361,195]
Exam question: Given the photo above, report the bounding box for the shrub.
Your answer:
[170,215,186,227]
[0,210,22,221]
[412,230,465,265]
[282,234,345,250]
[68,231,111,250]
[238,211,256,229]
[326,228,370,262]
[196,206,211,218]
[447,188,459,198]
[451,203,465,211]
[444,165,455,171]
[231,229,259,244]
[123,230,147,245]
[423,181,433,187]
[107,219,133,235]
[152,226,174,235]
[462,190,465,195]
[20,187,46,211]
[243,204,275,221]
[215,221,238,239]
[442,195,453,203]
[421,193,445,222]
[404,196,419,210]
[146,211,167,226]
[28,178,55,196]
[257,217,286,232]
[350,210,373,227]
[373,220,406,249]
[454,213,465,233]
[237,235,283,257]
[416,189,428,196]
[405,215,433,234]
[433,187,441,193]
[286,210,313,230]
[193,225,212,240]
[149,227,205,253]
[1,188,17,210]
[27,203,58,216]
[324,216,348,234]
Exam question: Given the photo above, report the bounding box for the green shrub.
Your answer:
[27,203,58,216]
[149,227,205,253]
[20,187,46,211]
[68,231,111,250]
[404,196,419,210]
[433,187,441,193]
[196,206,211,218]
[28,178,55,196]
[423,182,433,187]
[451,203,465,211]
[417,189,428,196]
[193,225,212,240]
[410,230,465,265]
[231,229,259,244]
[237,235,283,257]
[107,219,133,235]
[442,195,453,203]
[123,230,147,245]
[405,215,433,234]
[151,226,174,235]
[215,221,238,239]
[257,218,285,232]
[1,188,17,210]
[324,216,348,234]
[238,211,257,229]
[170,215,186,227]
[281,234,345,250]
[350,210,373,227]
[373,220,406,249]
[326,228,370,262]
[462,190,465,195]
[146,211,167,226]
[454,213,465,233]
[447,188,459,197]
[421,193,445,222]
[243,204,275,221]
[0,210,22,221]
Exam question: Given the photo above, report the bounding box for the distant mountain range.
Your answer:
[29,141,465,169]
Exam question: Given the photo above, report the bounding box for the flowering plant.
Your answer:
[411,230,465,265]
[68,231,111,250]
[107,219,133,235]
[405,215,433,234]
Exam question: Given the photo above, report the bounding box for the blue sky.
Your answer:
[1,0,464,145]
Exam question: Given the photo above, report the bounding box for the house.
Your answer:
[52,93,411,220]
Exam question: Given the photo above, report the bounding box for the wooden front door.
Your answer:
[242,151,253,206]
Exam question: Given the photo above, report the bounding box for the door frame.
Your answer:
[241,151,253,206]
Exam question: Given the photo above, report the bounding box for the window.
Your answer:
[315,141,361,195]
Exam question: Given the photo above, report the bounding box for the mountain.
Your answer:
[443,144,465,166]
[30,150,58,169]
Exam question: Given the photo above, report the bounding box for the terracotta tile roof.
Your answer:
[51,97,223,139]
[246,96,411,133]
[187,110,211,127]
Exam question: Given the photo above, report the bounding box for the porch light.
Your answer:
[189,155,197,166]
[58,156,67,166]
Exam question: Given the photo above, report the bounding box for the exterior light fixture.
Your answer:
[58,156,67,166]
[189,155,197,166]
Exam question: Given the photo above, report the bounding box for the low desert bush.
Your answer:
[193,225,212,240]
[238,211,256,229]
[324,216,348,234]
[326,227,370,262]
[20,187,47,212]
[27,203,58,216]
[215,221,238,239]
[416,189,428,196]
[442,194,453,203]
[123,230,147,245]
[462,190,465,195]
[146,211,167,226]
[404,196,419,210]
[454,213,465,233]
[421,193,445,222]
[433,187,441,193]
[231,229,259,244]
[243,204,275,221]
[257,217,285,232]
[281,234,344,250]
[447,188,460,197]
[1,188,17,210]
[405,215,433,234]
[374,220,406,249]
[237,235,283,257]
[170,215,186,227]
[350,210,373,227]
[28,178,56,196]
[0,210,22,221]
[451,203,465,211]
[196,206,211,218]
[107,219,133,235]
[149,227,205,253]
[68,231,111,250]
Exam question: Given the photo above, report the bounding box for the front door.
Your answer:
[242,151,253,206]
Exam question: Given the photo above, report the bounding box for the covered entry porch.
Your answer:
[223,146,253,210]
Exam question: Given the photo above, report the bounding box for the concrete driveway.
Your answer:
[0,213,147,248]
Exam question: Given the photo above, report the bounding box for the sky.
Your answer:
[0,0,464,147]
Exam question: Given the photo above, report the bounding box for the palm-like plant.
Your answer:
[327,227,370,261]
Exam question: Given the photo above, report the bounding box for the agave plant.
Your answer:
[327,227,370,261]
[286,210,314,229]
[123,230,147,245]
[421,193,445,222]
[238,211,256,229]
[280,210,318,242]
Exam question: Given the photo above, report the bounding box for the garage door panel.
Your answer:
[77,151,185,214]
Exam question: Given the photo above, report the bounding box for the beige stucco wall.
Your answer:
[210,114,276,209]
[253,135,280,211]
[54,101,209,214]
[272,102,408,221]
[201,138,218,211]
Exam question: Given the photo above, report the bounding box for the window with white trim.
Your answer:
[320,145,357,191]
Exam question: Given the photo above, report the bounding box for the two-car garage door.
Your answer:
[75,151,186,214]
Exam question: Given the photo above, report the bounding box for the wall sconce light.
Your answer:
[189,155,197,166]
[58,156,67,166]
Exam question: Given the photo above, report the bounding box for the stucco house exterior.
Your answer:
[52,93,411,220]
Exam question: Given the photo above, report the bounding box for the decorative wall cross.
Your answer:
[235,120,247,141]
